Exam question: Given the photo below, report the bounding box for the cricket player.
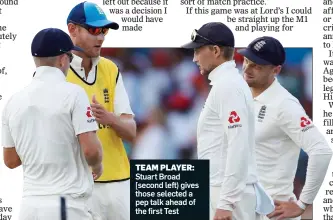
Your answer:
[182,22,274,220]
[238,36,332,220]
[2,28,103,219]
[65,2,136,220]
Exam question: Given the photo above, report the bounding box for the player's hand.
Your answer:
[267,198,305,220]
[213,209,232,220]
[91,95,114,125]
[92,163,103,180]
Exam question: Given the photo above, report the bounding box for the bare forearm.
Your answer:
[84,145,103,167]
[108,115,136,143]
[79,132,103,167]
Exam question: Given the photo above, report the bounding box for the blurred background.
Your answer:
[101,47,313,218]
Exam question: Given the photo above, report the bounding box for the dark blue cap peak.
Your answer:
[67,1,119,30]
[182,22,235,49]
[31,28,82,57]
[238,36,285,66]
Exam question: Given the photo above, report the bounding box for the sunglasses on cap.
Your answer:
[191,29,219,45]
[69,20,109,36]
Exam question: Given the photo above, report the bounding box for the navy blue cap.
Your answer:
[182,22,234,49]
[67,1,119,30]
[31,28,83,57]
[238,36,285,66]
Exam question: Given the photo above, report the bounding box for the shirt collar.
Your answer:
[254,78,280,102]
[208,60,237,85]
[71,53,100,70]
[33,66,66,82]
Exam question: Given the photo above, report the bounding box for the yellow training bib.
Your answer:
[66,57,130,182]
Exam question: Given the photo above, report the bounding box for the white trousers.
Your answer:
[89,180,130,220]
[19,195,96,220]
[210,185,261,220]
[259,194,301,220]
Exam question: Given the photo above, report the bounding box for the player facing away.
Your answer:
[239,36,332,220]
[66,2,136,220]
[2,28,103,220]
[182,22,274,220]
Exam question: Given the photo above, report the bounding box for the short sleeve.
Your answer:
[114,72,134,116]
[72,87,99,135]
[1,104,15,148]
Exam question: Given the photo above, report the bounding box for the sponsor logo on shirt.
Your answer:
[228,111,242,129]
[104,88,110,103]
[258,105,266,122]
[86,107,96,123]
[300,116,314,132]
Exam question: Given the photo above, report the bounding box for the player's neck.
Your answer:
[251,87,266,98]
[251,80,274,98]
[73,51,92,77]
[81,57,92,77]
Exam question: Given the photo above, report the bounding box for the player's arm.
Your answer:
[216,87,249,211]
[2,104,21,169]
[72,87,103,173]
[107,113,136,143]
[273,99,332,215]
[91,72,136,143]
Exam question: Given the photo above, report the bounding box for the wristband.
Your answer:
[296,200,307,210]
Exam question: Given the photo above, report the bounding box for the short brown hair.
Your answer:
[209,45,234,60]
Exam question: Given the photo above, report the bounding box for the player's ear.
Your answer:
[59,54,67,68]
[273,65,282,75]
[213,45,222,58]
[68,23,77,37]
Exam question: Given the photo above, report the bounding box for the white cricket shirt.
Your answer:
[1,66,99,198]
[254,78,332,204]
[70,54,134,116]
[197,60,258,210]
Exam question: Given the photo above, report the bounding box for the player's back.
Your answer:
[4,75,93,198]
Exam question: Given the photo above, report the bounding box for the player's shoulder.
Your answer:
[99,56,119,70]
[99,56,120,79]
[60,82,87,97]
[216,73,250,96]
[276,83,301,107]
[2,85,31,116]
[273,86,304,117]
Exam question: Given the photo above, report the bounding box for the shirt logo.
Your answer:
[104,88,110,103]
[228,111,242,129]
[300,116,314,132]
[86,107,96,123]
[253,40,266,51]
[228,111,240,123]
[258,105,266,122]
[86,107,93,118]
[300,117,311,127]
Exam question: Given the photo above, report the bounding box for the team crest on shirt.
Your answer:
[86,107,96,123]
[258,105,267,122]
[300,116,314,132]
[228,111,242,129]
[103,88,110,103]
